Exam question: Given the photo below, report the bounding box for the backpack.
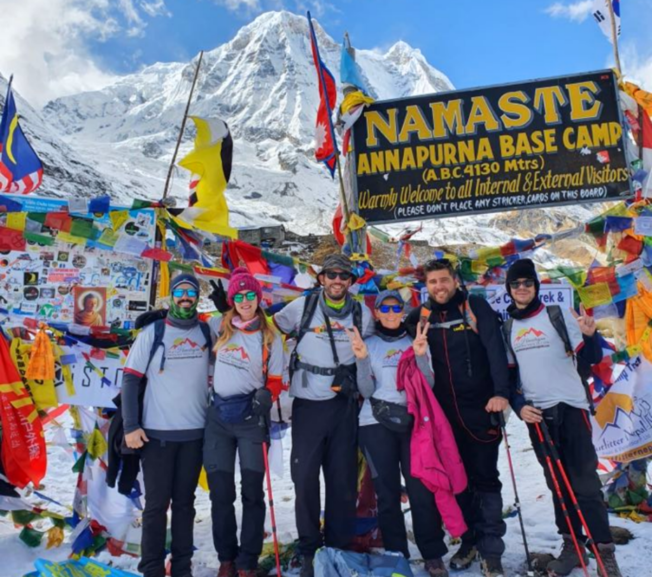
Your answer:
[502,305,595,413]
[288,290,363,380]
[314,548,413,577]
[420,298,478,334]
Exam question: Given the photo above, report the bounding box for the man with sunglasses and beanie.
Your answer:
[405,259,510,577]
[273,253,374,577]
[504,259,622,577]
[122,273,212,577]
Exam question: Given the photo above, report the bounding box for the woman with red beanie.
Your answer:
[205,268,285,577]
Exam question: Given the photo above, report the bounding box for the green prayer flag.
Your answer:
[18,526,44,548]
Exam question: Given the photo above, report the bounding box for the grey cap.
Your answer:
[374,289,404,309]
[319,253,357,279]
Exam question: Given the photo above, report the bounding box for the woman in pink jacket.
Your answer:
[347,290,466,577]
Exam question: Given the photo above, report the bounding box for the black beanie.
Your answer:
[506,258,540,296]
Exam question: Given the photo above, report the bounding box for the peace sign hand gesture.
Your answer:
[346,326,368,359]
[572,304,596,337]
[413,321,430,357]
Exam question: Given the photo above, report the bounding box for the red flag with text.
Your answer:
[0,336,46,488]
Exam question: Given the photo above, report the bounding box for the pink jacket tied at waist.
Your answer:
[397,348,468,538]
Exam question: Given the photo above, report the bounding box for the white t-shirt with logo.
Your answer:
[274,294,374,401]
[510,306,589,410]
[210,317,284,397]
[124,321,210,432]
[358,334,411,427]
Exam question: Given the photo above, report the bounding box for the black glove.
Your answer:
[330,364,358,399]
[209,279,230,313]
[252,387,273,417]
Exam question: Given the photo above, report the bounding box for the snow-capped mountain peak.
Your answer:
[34,11,454,232]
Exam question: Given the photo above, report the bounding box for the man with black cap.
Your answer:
[405,259,510,577]
[504,259,622,577]
[273,253,374,577]
[122,273,212,577]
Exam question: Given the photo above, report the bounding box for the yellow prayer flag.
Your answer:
[46,526,65,549]
[623,81,652,116]
[347,213,367,231]
[577,283,613,309]
[87,427,108,460]
[6,213,26,231]
[56,231,86,245]
[340,90,375,116]
[110,210,130,231]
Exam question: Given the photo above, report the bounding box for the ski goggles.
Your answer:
[377,304,404,314]
[172,288,198,298]
[509,279,536,289]
[324,270,353,281]
[233,291,258,303]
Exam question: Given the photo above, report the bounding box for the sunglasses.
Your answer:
[378,304,404,314]
[509,279,536,289]
[172,288,198,298]
[324,271,353,281]
[233,291,258,303]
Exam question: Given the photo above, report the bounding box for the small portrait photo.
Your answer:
[39,287,56,299]
[73,287,107,327]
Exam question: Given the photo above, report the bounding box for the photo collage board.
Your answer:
[0,195,157,330]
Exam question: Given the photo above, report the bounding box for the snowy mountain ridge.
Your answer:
[3,11,599,251]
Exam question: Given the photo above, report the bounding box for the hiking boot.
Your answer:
[449,543,478,570]
[299,555,314,577]
[596,542,623,577]
[425,558,449,577]
[480,557,504,577]
[217,561,237,577]
[547,535,588,576]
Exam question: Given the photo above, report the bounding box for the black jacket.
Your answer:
[106,393,141,496]
[406,290,510,440]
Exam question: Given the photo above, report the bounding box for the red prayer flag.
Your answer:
[0,226,26,251]
[0,336,46,488]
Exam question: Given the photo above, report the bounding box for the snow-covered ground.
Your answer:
[2,415,649,577]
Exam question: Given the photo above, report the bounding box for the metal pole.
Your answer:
[606,0,622,76]
[499,413,535,576]
[162,50,204,199]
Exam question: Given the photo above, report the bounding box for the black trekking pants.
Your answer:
[453,426,506,560]
[204,408,267,571]
[359,423,447,560]
[291,395,358,557]
[139,438,203,577]
[528,403,612,544]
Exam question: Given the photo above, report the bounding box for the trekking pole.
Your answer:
[262,439,283,577]
[533,421,590,577]
[538,417,609,577]
[498,413,536,577]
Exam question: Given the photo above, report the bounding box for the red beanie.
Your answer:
[227,267,263,306]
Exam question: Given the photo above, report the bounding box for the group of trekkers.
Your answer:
[118,254,623,577]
